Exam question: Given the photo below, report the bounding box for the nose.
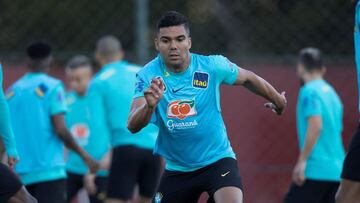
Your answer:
[170,40,177,50]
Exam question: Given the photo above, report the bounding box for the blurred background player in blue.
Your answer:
[0,63,37,203]
[336,1,360,202]
[64,55,110,203]
[87,36,161,203]
[6,42,99,203]
[284,48,345,203]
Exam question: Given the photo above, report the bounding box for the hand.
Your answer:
[83,173,97,195]
[144,78,165,108]
[292,160,306,186]
[7,156,18,169]
[84,156,100,174]
[264,91,287,115]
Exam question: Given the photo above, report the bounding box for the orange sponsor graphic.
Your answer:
[167,99,196,120]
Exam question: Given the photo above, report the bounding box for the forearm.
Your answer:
[299,121,322,161]
[99,150,112,170]
[243,72,284,108]
[128,102,155,133]
[57,127,89,160]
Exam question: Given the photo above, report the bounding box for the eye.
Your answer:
[161,38,169,43]
[177,37,185,42]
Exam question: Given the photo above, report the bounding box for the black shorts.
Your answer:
[0,162,23,203]
[154,157,243,203]
[284,179,339,203]
[107,145,162,200]
[341,123,360,182]
[67,171,108,203]
[26,178,66,203]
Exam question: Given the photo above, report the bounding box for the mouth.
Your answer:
[169,53,180,60]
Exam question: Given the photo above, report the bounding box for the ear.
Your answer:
[188,37,192,49]
[321,66,327,75]
[155,38,159,51]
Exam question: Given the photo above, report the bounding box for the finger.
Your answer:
[149,85,162,98]
[264,103,274,108]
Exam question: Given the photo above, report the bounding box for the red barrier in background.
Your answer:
[2,63,357,203]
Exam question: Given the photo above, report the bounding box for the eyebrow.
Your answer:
[160,35,186,40]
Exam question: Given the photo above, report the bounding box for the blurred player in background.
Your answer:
[64,56,110,203]
[88,36,161,203]
[127,11,287,203]
[336,1,360,202]
[284,48,345,203]
[0,63,37,203]
[6,42,99,203]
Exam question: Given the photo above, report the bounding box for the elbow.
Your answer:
[127,122,140,134]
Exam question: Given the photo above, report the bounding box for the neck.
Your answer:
[101,56,122,67]
[304,73,322,83]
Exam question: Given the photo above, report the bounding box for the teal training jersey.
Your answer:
[7,72,67,185]
[0,64,18,158]
[134,53,239,172]
[355,1,360,112]
[65,91,109,176]
[87,60,158,149]
[296,79,345,181]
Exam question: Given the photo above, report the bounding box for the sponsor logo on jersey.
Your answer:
[192,71,209,89]
[166,119,198,131]
[167,99,196,120]
[71,123,89,145]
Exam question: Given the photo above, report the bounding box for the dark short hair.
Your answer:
[298,47,323,72]
[156,11,190,35]
[27,41,52,59]
[66,55,91,70]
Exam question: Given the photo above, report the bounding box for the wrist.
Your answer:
[298,154,307,163]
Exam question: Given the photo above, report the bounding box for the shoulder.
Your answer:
[65,91,77,105]
[137,57,161,78]
[43,75,64,89]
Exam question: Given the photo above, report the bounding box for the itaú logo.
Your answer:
[166,99,197,120]
[166,119,198,131]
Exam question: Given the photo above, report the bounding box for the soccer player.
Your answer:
[336,1,360,202]
[88,36,161,203]
[283,48,345,203]
[127,11,287,203]
[64,56,110,203]
[0,63,37,203]
[7,42,99,203]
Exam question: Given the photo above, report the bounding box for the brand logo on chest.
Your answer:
[192,71,209,89]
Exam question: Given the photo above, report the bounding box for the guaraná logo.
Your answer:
[167,99,196,120]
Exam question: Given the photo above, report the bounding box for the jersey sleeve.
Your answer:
[302,90,322,118]
[212,55,239,85]
[0,65,18,158]
[49,84,67,115]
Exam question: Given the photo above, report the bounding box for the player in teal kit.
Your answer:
[336,1,360,202]
[64,56,110,203]
[127,11,287,203]
[0,64,37,203]
[284,48,345,203]
[88,36,161,203]
[7,42,99,203]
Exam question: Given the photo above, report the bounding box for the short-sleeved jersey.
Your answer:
[134,53,239,172]
[7,72,67,185]
[87,60,158,149]
[65,91,109,176]
[355,1,360,112]
[296,79,345,181]
[0,64,18,158]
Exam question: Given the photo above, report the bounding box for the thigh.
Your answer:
[88,177,108,203]
[154,170,202,203]
[323,182,339,203]
[336,179,360,203]
[66,172,83,202]
[138,150,162,198]
[203,158,243,201]
[341,124,360,182]
[0,163,23,203]
[284,180,328,203]
[30,179,67,203]
[107,146,141,200]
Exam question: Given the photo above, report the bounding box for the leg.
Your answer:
[154,170,202,203]
[7,187,38,203]
[284,180,328,203]
[212,187,243,203]
[203,158,243,203]
[336,179,360,203]
[89,176,108,203]
[66,172,83,203]
[138,150,162,203]
[323,182,339,203]
[29,179,67,203]
[106,146,140,202]
[336,124,360,203]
